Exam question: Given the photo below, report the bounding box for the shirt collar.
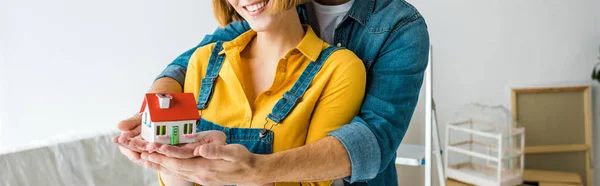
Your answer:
[222,25,324,62]
[222,29,256,52]
[295,26,323,62]
[346,0,374,26]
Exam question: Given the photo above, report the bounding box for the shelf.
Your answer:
[448,141,523,160]
[524,144,588,154]
[449,120,524,137]
[446,163,522,186]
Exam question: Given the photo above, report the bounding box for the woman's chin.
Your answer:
[247,22,274,32]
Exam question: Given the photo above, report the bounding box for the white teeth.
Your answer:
[246,1,266,12]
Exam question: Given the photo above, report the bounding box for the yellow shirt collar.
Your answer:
[222,25,324,62]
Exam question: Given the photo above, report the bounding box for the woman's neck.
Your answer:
[249,9,305,60]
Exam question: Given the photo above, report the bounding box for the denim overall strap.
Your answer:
[198,118,274,154]
[197,41,226,110]
[267,46,342,123]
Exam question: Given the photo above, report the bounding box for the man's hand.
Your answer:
[141,136,351,185]
[145,130,228,186]
[141,143,268,185]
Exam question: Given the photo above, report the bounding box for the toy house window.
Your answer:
[184,124,193,134]
[156,125,166,136]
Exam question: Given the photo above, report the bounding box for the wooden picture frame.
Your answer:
[511,86,593,186]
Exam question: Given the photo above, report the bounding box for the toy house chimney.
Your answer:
[156,93,173,109]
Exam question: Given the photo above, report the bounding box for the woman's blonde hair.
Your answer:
[212,0,311,27]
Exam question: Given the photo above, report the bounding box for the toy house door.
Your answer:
[171,126,179,145]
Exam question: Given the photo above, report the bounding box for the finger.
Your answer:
[112,136,119,143]
[142,159,178,176]
[122,123,142,137]
[195,130,227,145]
[195,144,241,161]
[141,157,197,183]
[142,152,184,172]
[144,152,209,172]
[119,143,143,153]
[118,113,142,132]
[140,152,169,171]
[159,144,195,159]
[145,142,165,153]
[117,129,137,144]
[128,136,148,152]
[166,171,195,183]
[119,145,142,161]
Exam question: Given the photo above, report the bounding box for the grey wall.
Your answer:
[400,0,600,185]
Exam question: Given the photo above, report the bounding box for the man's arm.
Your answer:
[329,17,430,182]
[256,18,430,183]
[155,21,251,87]
[255,136,351,182]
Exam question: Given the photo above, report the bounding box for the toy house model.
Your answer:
[140,93,200,145]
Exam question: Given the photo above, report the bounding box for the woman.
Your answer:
[161,0,366,185]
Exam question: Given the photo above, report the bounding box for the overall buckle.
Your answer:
[260,118,279,138]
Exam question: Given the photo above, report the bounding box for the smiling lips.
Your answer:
[244,0,268,12]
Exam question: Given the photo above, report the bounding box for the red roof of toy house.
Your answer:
[140,93,200,122]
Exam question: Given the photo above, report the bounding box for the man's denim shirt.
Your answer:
[156,0,429,185]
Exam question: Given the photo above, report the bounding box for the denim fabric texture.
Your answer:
[196,41,226,110]
[198,118,274,154]
[156,0,430,185]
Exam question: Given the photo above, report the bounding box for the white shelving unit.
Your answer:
[445,119,525,186]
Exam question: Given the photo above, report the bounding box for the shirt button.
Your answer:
[279,67,286,73]
[336,43,342,47]
[246,117,251,122]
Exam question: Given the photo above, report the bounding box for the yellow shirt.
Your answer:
[175,26,365,186]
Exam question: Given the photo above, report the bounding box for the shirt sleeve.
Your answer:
[303,50,367,186]
[155,21,251,87]
[327,17,430,183]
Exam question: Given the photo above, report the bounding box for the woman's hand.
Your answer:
[145,130,227,159]
[112,113,148,166]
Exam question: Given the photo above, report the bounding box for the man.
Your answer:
[116,0,429,185]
